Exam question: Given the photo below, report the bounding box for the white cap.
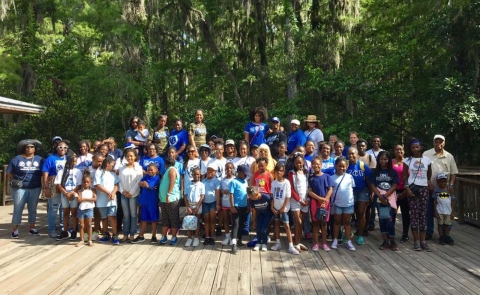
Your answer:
[225,139,235,146]
[434,134,445,141]
[291,119,301,125]
[207,163,217,170]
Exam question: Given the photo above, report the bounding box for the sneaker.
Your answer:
[92,231,99,241]
[131,236,145,244]
[331,239,338,249]
[151,236,158,243]
[413,241,422,251]
[298,243,308,251]
[342,235,347,244]
[232,244,238,254]
[215,227,222,236]
[425,234,432,240]
[185,238,193,247]
[347,240,356,251]
[56,231,69,241]
[439,236,446,245]
[400,234,409,243]
[237,241,246,248]
[247,236,258,248]
[29,228,40,236]
[159,236,168,245]
[390,241,399,251]
[49,231,57,238]
[193,238,200,247]
[356,236,364,245]
[222,236,231,246]
[312,244,320,252]
[112,237,120,245]
[420,242,431,252]
[261,244,268,252]
[203,238,211,246]
[379,240,390,250]
[289,246,300,255]
[70,231,77,240]
[170,236,178,245]
[267,236,271,243]
[11,231,19,239]
[271,242,281,251]
[98,234,111,243]
[253,244,260,251]
[445,236,454,245]
[322,244,331,252]
[209,238,215,245]
[294,244,302,252]
[367,225,375,231]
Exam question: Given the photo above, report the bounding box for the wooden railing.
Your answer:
[456,177,480,226]
[1,164,12,206]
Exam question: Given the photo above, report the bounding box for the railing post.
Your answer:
[457,180,464,224]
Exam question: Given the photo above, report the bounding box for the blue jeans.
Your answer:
[256,212,273,244]
[378,205,395,237]
[426,194,435,236]
[121,195,138,236]
[11,187,41,225]
[48,195,61,232]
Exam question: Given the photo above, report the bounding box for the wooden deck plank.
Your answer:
[269,246,290,295]
[210,246,231,295]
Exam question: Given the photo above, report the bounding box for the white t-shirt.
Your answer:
[366,149,384,159]
[331,173,355,207]
[231,156,255,181]
[135,129,149,143]
[54,168,82,193]
[221,177,234,207]
[207,158,227,180]
[404,156,432,186]
[94,169,120,207]
[185,181,205,205]
[304,128,324,154]
[118,163,143,197]
[184,159,203,188]
[78,189,95,210]
[292,172,308,202]
[271,179,291,211]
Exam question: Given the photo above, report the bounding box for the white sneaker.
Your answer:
[192,238,200,247]
[261,244,268,252]
[271,242,281,251]
[185,238,193,247]
[347,240,356,251]
[267,236,271,243]
[222,236,231,246]
[289,247,300,255]
[253,244,260,251]
[331,239,338,249]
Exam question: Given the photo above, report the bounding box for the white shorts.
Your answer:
[290,199,309,213]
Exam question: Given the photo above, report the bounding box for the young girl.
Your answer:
[276,142,288,165]
[332,140,345,159]
[76,172,97,247]
[134,164,160,243]
[55,154,82,241]
[250,157,274,230]
[370,151,399,250]
[202,163,221,245]
[288,154,309,251]
[221,162,235,246]
[118,149,143,242]
[183,167,205,247]
[94,157,120,245]
[232,141,255,182]
[331,157,356,251]
[270,163,299,254]
[207,143,227,181]
[308,157,333,251]
[247,186,272,251]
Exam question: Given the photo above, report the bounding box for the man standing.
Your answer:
[287,119,307,155]
[265,117,287,159]
[366,135,384,159]
[423,134,458,240]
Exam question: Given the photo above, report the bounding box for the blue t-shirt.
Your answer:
[249,193,272,215]
[139,175,160,206]
[42,154,67,177]
[287,130,307,154]
[140,156,166,175]
[369,168,399,191]
[168,129,189,159]
[75,159,91,172]
[229,177,248,207]
[321,157,336,176]
[346,160,371,192]
[308,174,333,202]
[203,177,221,203]
[108,149,123,161]
[244,122,269,146]
[330,173,356,207]
[7,155,44,189]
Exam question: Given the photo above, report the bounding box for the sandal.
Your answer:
[379,240,390,250]
[87,241,94,247]
[298,243,308,251]
[75,241,84,247]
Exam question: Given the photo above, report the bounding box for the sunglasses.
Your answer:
[25,145,35,149]
[57,146,68,150]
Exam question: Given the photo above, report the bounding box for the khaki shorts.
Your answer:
[438,214,452,225]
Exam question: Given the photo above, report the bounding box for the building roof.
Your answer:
[0,96,46,114]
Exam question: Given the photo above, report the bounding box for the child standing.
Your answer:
[331,157,356,251]
[270,163,299,254]
[221,163,235,246]
[434,173,455,245]
[288,154,309,252]
[276,142,288,165]
[229,165,249,254]
[76,172,97,247]
[184,167,205,247]
[202,163,221,245]
[247,186,272,251]
[133,164,160,243]
[308,157,333,251]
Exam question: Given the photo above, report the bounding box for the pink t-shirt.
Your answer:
[392,161,406,190]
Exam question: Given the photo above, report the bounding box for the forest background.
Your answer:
[0,0,479,165]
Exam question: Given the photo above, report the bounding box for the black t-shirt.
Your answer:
[265,131,287,159]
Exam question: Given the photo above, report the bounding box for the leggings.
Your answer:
[408,186,429,232]
[160,200,180,228]
[231,207,248,242]
[256,212,273,244]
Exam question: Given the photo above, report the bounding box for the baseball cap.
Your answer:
[225,139,235,146]
[207,163,217,170]
[434,134,445,141]
[251,144,259,149]
[272,117,280,123]
[199,144,211,151]
[52,136,62,143]
[437,173,448,180]
[291,119,301,125]
[210,135,218,140]
[124,142,136,150]
[236,164,248,174]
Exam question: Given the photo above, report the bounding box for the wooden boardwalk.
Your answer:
[1,202,480,295]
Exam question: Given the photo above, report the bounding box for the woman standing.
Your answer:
[303,115,324,155]
[159,157,182,245]
[188,109,207,152]
[392,145,410,242]
[232,141,255,181]
[150,115,169,158]
[140,143,166,176]
[76,140,93,172]
[319,143,336,176]
[244,107,269,147]
[7,139,44,238]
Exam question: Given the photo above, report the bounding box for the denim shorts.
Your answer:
[61,194,78,208]
[273,212,289,223]
[333,205,354,215]
[98,206,117,219]
[354,188,370,203]
[77,208,94,219]
[202,201,216,214]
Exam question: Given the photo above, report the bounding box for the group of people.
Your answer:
[6,107,458,255]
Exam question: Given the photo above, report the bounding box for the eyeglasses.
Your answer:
[57,146,68,150]
[25,145,35,149]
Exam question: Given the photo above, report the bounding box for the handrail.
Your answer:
[456,177,480,226]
